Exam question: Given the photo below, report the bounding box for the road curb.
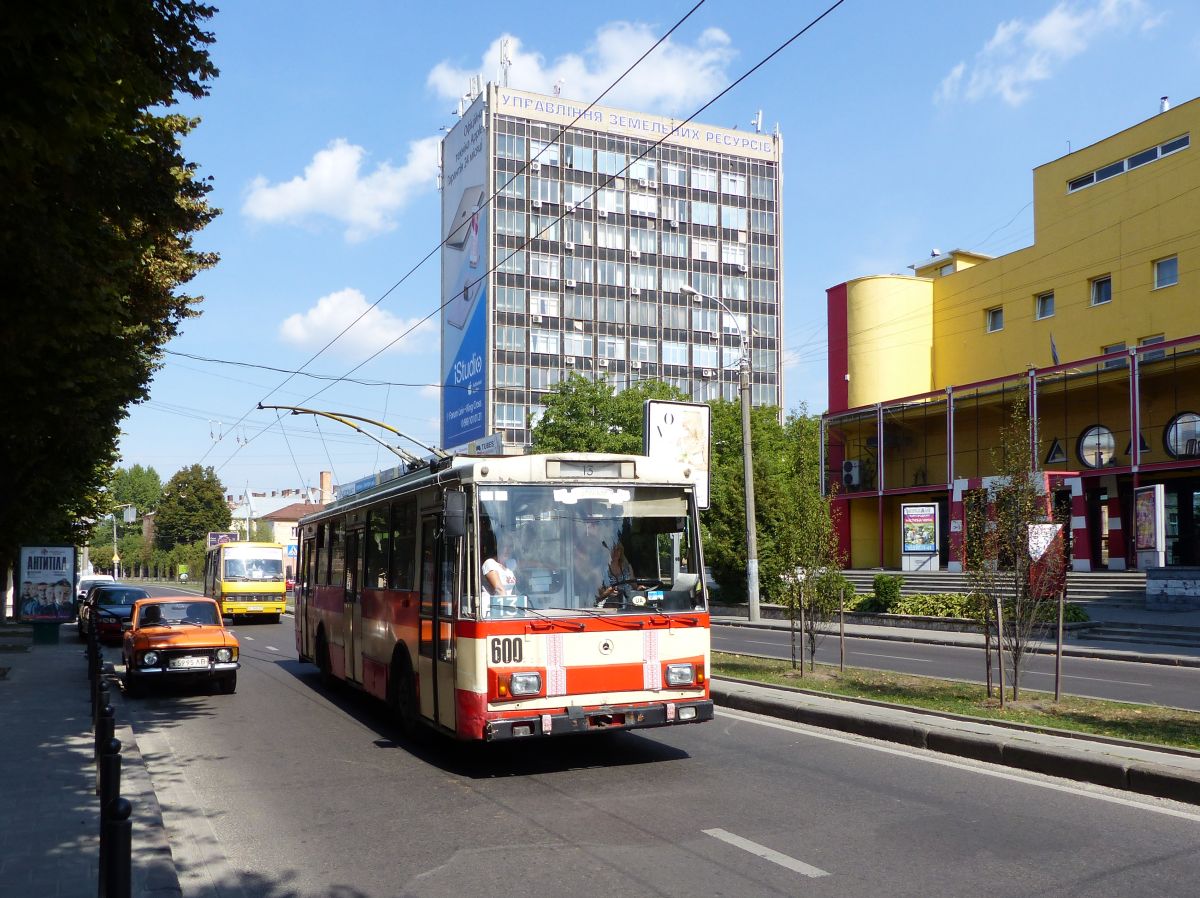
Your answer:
[711,679,1200,806]
[712,618,1200,668]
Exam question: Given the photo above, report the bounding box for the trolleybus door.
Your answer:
[344,526,364,683]
[418,514,459,730]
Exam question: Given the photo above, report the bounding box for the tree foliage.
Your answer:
[0,2,218,578]
[108,464,164,536]
[531,375,688,453]
[964,390,1067,701]
[154,465,230,550]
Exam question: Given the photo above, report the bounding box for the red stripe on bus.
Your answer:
[457,614,708,638]
[456,689,488,740]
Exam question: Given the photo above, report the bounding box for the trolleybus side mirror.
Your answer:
[444,491,466,540]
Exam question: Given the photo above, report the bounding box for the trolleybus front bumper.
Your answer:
[483,699,714,740]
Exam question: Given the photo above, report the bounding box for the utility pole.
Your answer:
[681,284,761,621]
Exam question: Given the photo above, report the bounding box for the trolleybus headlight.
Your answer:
[509,672,542,696]
[141,651,158,668]
[215,648,232,663]
[665,663,696,686]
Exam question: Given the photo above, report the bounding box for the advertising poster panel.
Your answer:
[1135,483,1166,568]
[207,532,239,548]
[1028,523,1066,598]
[901,504,938,554]
[18,546,76,621]
[643,400,711,509]
[441,93,489,448]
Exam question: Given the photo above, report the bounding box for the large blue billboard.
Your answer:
[441,95,489,448]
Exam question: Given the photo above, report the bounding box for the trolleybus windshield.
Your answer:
[477,484,703,617]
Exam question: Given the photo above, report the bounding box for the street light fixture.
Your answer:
[681,283,761,622]
[111,503,135,579]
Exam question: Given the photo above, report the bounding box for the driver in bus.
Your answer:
[598,541,634,604]
[481,532,517,601]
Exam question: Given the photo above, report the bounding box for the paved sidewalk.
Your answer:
[713,677,1200,806]
[0,626,180,898]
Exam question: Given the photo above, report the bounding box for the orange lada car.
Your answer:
[122,597,240,696]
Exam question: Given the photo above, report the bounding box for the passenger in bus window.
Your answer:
[599,541,634,602]
[481,533,516,599]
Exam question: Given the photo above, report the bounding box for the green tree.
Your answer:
[531,375,687,453]
[702,400,800,605]
[0,2,218,587]
[155,465,230,549]
[108,464,164,536]
[964,391,1067,703]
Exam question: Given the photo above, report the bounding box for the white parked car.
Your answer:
[76,574,116,614]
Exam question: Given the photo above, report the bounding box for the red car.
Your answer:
[78,584,150,643]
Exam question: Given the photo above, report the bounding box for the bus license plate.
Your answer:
[247,605,263,612]
[169,656,209,670]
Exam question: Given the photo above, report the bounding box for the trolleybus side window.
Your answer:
[330,519,346,588]
[390,500,417,591]
[315,523,329,586]
[366,507,390,589]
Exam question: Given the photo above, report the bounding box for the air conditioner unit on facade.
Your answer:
[703,369,715,378]
[565,356,575,366]
[630,249,640,260]
[598,209,608,218]
[842,460,861,489]
[638,178,648,188]
[630,287,640,296]
[573,320,583,331]
[531,200,542,209]
[531,161,541,172]
[532,314,543,323]
[649,181,658,189]
[631,361,642,369]
[670,219,679,228]
[737,263,748,273]
[599,359,609,368]
[566,279,576,288]
[567,203,576,214]
[564,241,575,252]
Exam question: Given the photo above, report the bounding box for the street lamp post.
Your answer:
[682,284,761,622]
[111,503,134,579]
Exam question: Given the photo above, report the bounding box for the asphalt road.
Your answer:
[107,617,1200,897]
[713,623,1200,711]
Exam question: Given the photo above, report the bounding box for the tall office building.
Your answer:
[440,83,784,450]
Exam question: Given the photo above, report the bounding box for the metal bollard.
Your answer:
[94,705,113,790]
[94,683,109,729]
[101,796,133,898]
[98,737,122,896]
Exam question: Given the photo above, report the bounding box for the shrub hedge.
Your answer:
[841,591,1089,623]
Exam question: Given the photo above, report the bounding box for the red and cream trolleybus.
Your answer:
[295,452,713,741]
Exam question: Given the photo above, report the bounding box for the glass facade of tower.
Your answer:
[441,86,784,448]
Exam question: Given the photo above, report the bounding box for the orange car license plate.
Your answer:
[169,656,209,670]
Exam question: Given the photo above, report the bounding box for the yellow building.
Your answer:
[825,97,1199,572]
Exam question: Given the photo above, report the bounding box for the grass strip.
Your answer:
[713,651,1200,752]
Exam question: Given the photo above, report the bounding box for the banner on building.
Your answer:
[17,546,76,621]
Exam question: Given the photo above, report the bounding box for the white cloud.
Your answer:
[243,137,439,242]
[935,0,1159,107]
[279,288,434,357]
[428,23,735,115]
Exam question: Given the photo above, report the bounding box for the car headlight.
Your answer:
[141,651,158,667]
[509,672,542,696]
[215,648,232,663]
[665,663,696,686]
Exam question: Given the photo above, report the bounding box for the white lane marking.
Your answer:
[853,651,933,663]
[243,636,255,641]
[719,708,1200,824]
[712,638,793,648]
[265,646,279,653]
[703,828,830,878]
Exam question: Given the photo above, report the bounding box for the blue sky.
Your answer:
[119,0,1200,497]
